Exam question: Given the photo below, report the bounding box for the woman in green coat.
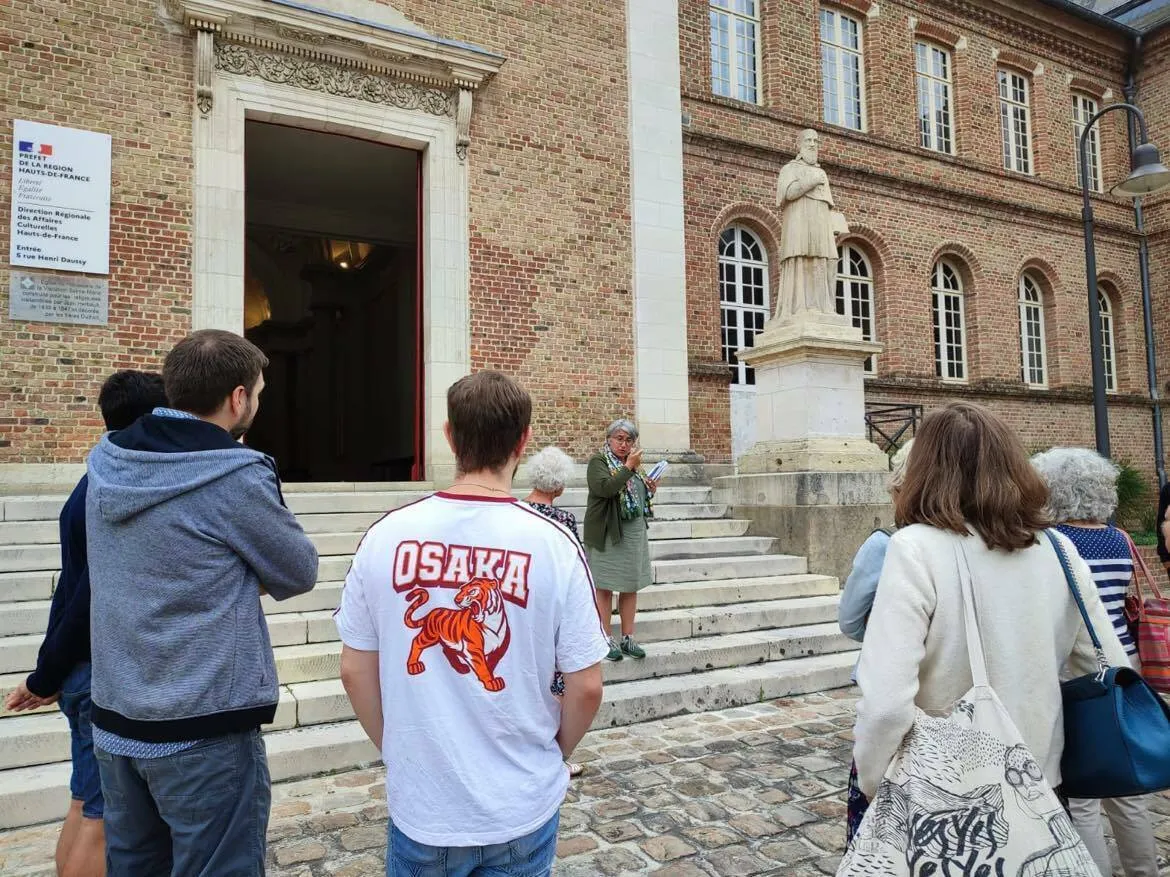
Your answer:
[584,419,659,661]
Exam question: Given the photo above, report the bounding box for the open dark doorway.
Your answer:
[242,121,422,482]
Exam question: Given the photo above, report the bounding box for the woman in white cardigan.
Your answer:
[851,402,1129,821]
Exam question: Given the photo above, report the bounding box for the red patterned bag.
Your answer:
[1122,531,1170,694]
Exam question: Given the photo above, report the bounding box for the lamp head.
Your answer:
[1112,142,1170,197]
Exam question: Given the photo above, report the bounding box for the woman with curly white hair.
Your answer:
[524,446,582,544]
[1032,446,1159,877]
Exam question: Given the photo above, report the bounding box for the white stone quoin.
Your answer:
[626,0,691,453]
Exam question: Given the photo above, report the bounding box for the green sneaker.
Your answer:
[621,635,646,659]
[605,638,623,662]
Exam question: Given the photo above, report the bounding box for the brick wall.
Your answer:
[0,2,194,462]
[0,0,635,465]
[679,0,1164,472]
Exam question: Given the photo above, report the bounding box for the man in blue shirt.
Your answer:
[5,370,167,877]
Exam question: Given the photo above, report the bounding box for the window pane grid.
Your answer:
[834,245,877,374]
[710,3,759,104]
[719,227,770,385]
[1018,275,1047,387]
[999,71,1032,174]
[932,262,967,381]
[1099,292,1117,392]
[821,9,864,131]
[916,42,953,154]
[1073,94,1102,193]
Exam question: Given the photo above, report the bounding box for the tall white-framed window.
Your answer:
[821,7,865,131]
[916,41,953,154]
[835,244,876,374]
[998,69,1033,174]
[1099,290,1117,393]
[932,260,967,381]
[1018,273,1047,388]
[710,0,761,104]
[1073,93,1103,193]
[719,226,770,385]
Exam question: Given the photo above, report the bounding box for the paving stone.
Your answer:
[592,797,639,819]
[595,819,644,843]
[773,804,819,828]
[273,840,327,866]
[272,800,312,819]
[327,856,385,876]
[650,862,710,877]
[759,839,818,865]
[641,835,697,862]
[701,844,775,876]
[339,824,384,852]
[682,824,741,849]
[309,812,359,832]
[728,813,781,838]
[556,834,599,858]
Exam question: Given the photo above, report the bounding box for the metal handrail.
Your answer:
[865,403,923,459]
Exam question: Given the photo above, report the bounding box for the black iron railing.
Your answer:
[865,403,923,459]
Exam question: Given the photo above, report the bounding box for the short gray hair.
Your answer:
[606,419,638,441]
[1031,447,1119,524]
[890,438,914,488]
[527,446,576,493]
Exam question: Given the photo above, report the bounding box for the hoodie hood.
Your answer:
[87,414,271,523]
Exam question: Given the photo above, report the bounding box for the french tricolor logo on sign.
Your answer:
[18,141,52,156]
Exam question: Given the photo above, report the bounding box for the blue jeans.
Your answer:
[96,730,270,877]
[59,662,103,819]
[387,813,559,877]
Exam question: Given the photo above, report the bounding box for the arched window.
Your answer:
[719,226,769,385]
[835,244,876,374]
[1018,273,1047,387]
[1099,290,1117,393]
[932,260,967,381]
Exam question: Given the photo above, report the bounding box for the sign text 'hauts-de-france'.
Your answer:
[9,120,112,275]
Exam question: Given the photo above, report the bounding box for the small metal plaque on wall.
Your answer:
[9,271,109,326]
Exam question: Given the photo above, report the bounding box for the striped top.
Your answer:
[1056,524,1137,657]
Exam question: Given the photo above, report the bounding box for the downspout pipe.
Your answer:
[1124,34,1167,487]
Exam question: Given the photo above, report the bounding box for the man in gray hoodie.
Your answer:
[86,329,319,876]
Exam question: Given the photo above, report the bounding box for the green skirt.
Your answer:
[586,516,653,593]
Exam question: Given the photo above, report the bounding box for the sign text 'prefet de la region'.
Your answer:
[9,120,112,275]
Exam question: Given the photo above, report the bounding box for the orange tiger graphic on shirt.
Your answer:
[403,578,511,692]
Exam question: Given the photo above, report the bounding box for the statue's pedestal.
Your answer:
[736,312,887,474]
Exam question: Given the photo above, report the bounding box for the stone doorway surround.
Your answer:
[166,0,504,482]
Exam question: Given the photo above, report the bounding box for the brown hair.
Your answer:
[894,402,1049,551]
[447,371,532,474]
[163,330,269,416]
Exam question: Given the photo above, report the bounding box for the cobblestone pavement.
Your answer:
[2,690,1169,876]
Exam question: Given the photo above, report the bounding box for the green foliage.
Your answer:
[1114,459,1154,532]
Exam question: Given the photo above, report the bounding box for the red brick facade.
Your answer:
[1,0,1168,479]
[682,0,1167,476]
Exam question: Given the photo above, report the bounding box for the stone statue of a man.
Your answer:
[775,129,849,321]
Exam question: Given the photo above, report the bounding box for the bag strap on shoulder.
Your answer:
[1044,529,1109,675]
[1119,528,1165,604]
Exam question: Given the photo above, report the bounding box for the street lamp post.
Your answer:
[1079,103,1170,458]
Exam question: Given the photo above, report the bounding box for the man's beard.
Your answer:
[230,398,256,439]
[800,147,818,164]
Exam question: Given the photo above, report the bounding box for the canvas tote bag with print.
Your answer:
[838,542,1098,877]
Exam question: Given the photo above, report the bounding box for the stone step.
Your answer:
[0,497,66,524]
[277,624,856,727]
[260,573,839,620]
[653,554,806,584]
[285,492,430,515]
[0,645,854,829]
[0,571,56,603]
[283,482,432,494]
[0,544,59,575]
[266,610,338,648]
[274,642,341,685]
[593,650,856,727]
[0,600,50,637]
[0,520,58,545]
[0,673,57,718]
[606,596,840,644]
[0,688,301,776]
[0,635,40,676]
[648,536,776,561]
[553,486,711,508]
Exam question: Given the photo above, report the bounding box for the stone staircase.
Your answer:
[0,472,856,829]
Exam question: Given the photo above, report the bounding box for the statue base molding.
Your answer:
[737,314,887,474]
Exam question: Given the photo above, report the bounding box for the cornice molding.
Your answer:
[899,0,1125,76]
[163,0,503,161]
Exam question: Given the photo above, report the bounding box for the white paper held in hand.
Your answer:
[647,460,668,481]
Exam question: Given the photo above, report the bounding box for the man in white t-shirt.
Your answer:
[337,370,608,875]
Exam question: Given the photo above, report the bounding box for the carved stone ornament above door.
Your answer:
[162,0,504,161]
